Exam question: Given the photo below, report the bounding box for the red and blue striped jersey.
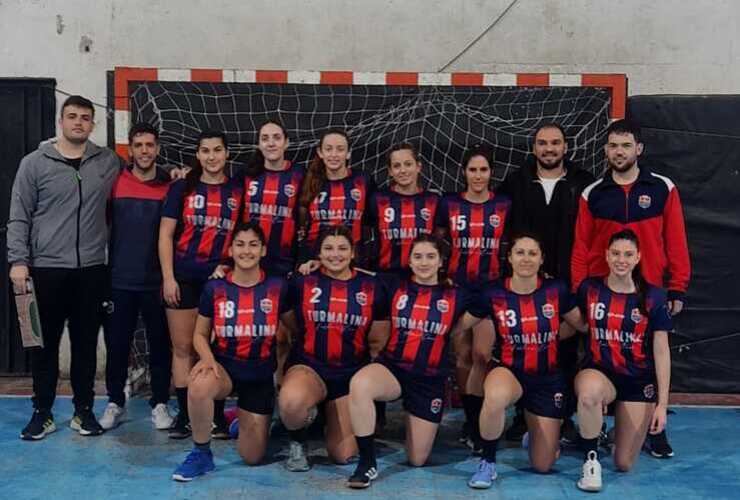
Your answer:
[368,189,440,272]
[162,178,243,281]
[243,161,304,275]
[109,167,171,291]
[199,272,289,380]
[303,170,374,257]
[436,192,511,285]
[578,278,673,377]
[483,278,576,376]
[382,280,483,377]
[289,269,387,377]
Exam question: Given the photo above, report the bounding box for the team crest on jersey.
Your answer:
[436,299,450,313]
[643,383,655,399]
[350,188,362,202]
[420,208,431,222]
[638,195,652,209]
[553,392,564,409]
[430,398,443,414]
[542,303,555,319]
[284,184,296,197]
[631,308,643,323]
[260,298,273,314]
[227,197,239,210]
[489,214,501,228]
[355,292,368,306]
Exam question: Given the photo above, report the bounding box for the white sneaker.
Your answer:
[577,450,603,492]
[151,403,175,430]
[99,402,126,430]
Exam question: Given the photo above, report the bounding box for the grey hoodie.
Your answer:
[7,140,122,268]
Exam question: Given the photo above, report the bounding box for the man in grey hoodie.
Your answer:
[8,95,122,439]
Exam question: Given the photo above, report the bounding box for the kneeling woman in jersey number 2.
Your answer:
[172,222,291,482]
[574,229,672,493]
[468,232,583,489]
[279,226,388,472]
[346,234,486,488]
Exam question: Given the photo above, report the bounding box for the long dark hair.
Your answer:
[507,230,546,278]
[299,129,350,210]
[185,130,228,193]
[409,233,452,287]
[608,229,649,314]
[245,119,288,178]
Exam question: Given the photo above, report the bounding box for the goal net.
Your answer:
[122,77,616,395]
[129,81,612,190]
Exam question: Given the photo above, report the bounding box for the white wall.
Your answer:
[2,0,739,145]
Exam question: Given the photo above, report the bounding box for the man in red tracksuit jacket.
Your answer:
[571,119,690,459]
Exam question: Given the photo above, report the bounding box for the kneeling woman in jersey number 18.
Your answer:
[346,233,487,489]
[172,221,291,482]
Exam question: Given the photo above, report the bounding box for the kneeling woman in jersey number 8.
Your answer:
[575,228,672,493]
[279,225,388,472]
[467,232,584,489]
[346,233,487,489]
[172,221,291,481]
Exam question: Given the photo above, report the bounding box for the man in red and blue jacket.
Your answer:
[99,123,174,431]
[571,118,690,459]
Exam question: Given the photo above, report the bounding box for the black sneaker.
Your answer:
[646,430,674,458]
[347,462,378,489]
[70,408,104,436]
[20,409,56,440]
[505,413,527,441]
[168,412,192,440]
[560,417,579,446]
[212,415,230,440]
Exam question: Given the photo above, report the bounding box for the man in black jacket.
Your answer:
[498,123,594,443]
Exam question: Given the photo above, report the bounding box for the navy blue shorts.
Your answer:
[378,358,446,424]
[583,364,657,403]
[166,276,206,310]
[494,365,568,419]
[231,376,275,415]
[286,355,359,401]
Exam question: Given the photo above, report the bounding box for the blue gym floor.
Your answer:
[1,397,738,500]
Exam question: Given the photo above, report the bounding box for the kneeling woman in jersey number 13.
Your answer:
[574,229,672,493]
[467,232,584,489]
[346,233,487,489]
[172,221,291,482]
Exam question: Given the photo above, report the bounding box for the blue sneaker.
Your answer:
[172,448,215,482]
[468,459,497,489]
[228,418,239,439]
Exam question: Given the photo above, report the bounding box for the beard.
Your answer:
[608,155,637,173]
[536,155,564,171]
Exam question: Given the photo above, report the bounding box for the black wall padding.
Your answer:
[629,95,740,393]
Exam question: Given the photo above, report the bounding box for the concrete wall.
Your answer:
[2,0,737,377]
[2,0,739,146]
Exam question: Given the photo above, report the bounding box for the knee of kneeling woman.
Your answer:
[531,456,555,474]
[614,454,635,472]
[278,392,306,425]
[348,373,372,399]
[328,445,357,465]
[187,379,211,402]
[578,392,602,410]
[406,451,429,468]
[239,448,265,466]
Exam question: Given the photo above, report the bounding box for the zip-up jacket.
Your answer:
[7,140,122,268]
[571,165,690,300]
[499,159,594,282]
[108,166,171,290]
